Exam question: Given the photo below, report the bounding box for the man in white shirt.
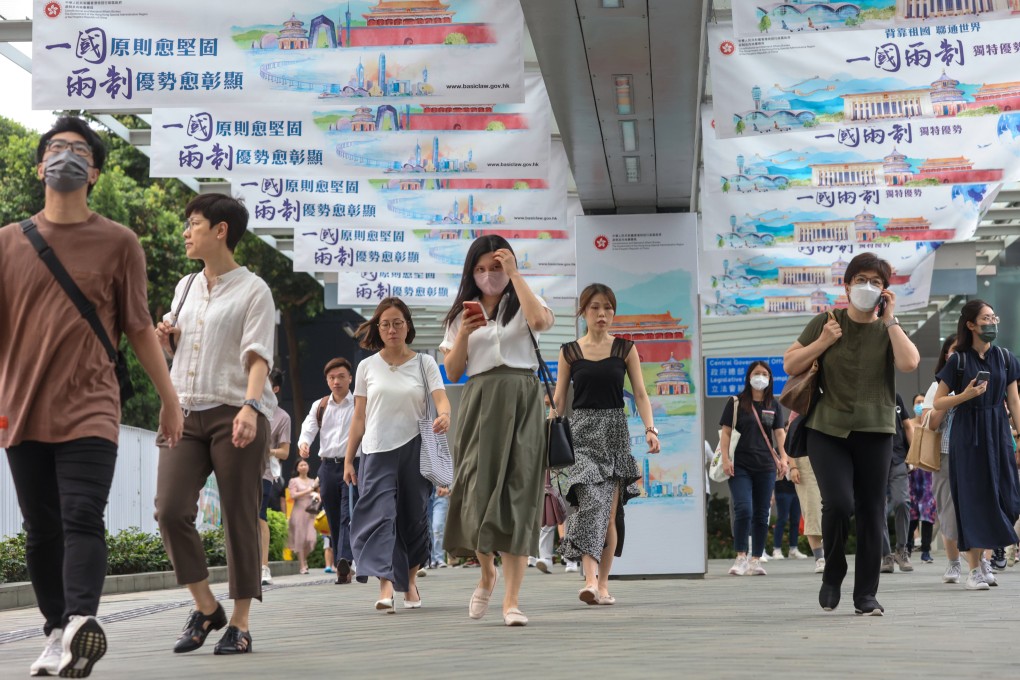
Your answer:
[299,357,358,584]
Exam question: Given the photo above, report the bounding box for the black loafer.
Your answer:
[854,597,884,616]
[335,559,352,585]
[174,604,227,653]
[213,626,252,655]
[819,583,840,612]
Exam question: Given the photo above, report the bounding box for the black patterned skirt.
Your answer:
[558,408,641,562]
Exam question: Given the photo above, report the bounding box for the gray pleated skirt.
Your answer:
[443,366,546,558]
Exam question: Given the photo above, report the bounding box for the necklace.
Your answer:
[383,350,412,372]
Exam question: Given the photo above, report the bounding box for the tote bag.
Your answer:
[417,356,454,487]
[708,397,740,483]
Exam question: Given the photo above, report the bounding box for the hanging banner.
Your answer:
[150,73,550,179]
[294,227,575,275]
[33,0,524,109]
[708,21,1020,140]
[575,214,706,576]
[705,114,1020,195]
[699,241,938,317]
[731,0,1020,38]
[335,271,576,307]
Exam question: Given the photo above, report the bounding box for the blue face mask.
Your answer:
[913,404,923,417]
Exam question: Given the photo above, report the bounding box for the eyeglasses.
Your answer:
[978,314,1000,324]
[851,275,884,288]
[182,219,206,232]
[378,320,406,331]
[45,139,93,158]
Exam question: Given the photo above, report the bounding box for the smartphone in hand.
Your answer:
[463,300,485,320]
[976,370,990,385]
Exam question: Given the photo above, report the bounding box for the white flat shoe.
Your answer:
[503,608,528,626]
[579,586,599,605]
[469,570,499,620]
[375,598,395,614]
[403,586,422,609]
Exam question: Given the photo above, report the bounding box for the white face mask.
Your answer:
[848,283,882,312]
[474,270,509,297]
[750,375,770,391]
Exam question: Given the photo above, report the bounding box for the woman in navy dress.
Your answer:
[934,299,1020,591]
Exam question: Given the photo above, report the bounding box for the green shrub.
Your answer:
[266,509,288,562]
[0,533,28,584]
[106,527,172,575]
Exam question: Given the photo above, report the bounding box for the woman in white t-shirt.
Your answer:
[440,235,555,627]
[343,297,450,613]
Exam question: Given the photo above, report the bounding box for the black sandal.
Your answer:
[213,626,253,655]
[173,604,227,653]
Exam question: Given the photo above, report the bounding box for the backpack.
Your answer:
[316,396,330,428]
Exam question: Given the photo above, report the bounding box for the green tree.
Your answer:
[443,32,468,45]
[758,14,772,33]
[735,119,746,135]
[512,181,531,190]
[485,121,506,131]
[0,117,44,226]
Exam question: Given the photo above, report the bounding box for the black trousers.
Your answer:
[6,438,117,635]
[807,428,892,604]
[339,458,361,562]
[317,458,345,566]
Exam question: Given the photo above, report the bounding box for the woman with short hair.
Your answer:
[784,252,920,616]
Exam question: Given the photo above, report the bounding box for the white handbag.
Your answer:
[417,355,454,487]
[708,396,740,483]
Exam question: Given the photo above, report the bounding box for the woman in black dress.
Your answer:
[554,284,659,605]
[933,299,1020,590]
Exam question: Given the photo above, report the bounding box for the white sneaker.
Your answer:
[30,628,63,676]
[981,558,998,586]
[527,556,537,567]
[965,568,990,591]
[789,548,809,559]
[814,557,826,574]
[535,558,551,573]
[759,552,769,563]
[59,615,106,678]
[943,561,962,584]
[261,564,273,586]
[416,567,427,578]
[564,561,579,573]
[771,549,785,560]
[748,558,767,575]
[728,555,749,576]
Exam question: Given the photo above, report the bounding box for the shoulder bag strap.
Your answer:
[20,219,118,364]
[955,352,966,395]
[316,396,330,427]
[528,327,558,416]
[168,272,200,352]
[419,354,437,419]
[730,395,738,429]
[751,404,783,470]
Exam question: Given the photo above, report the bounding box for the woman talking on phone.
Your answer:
[783,253,919,616]
[933,300,1020,591]
[440,235,554,627]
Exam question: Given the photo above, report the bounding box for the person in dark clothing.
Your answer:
[934,299,1020,591]
[880,394,915,573]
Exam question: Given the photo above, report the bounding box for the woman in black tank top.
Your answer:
[552,284,660,606]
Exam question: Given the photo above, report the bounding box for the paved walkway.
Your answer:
[0,557,1015,678]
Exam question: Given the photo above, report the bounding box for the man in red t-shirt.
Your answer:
[0,117,183,678]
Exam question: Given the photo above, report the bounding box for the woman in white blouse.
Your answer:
[344,297,450,613]
[440,236,555,627]
[154,194,276,655]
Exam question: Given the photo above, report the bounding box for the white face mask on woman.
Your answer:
[749,375,770,391]
[848,283,882,312]
[474,270,509,297]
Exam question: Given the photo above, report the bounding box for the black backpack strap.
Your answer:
[20,219,117,364]
[955,351,966,395]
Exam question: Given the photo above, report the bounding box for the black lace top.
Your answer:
[562,337,634,410]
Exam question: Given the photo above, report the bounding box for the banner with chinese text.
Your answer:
[708,21,1020,140]
[731,0,1020,38]
[335,271,577,307]
[150,72,550,179]
[294,227,575,275]
[33,0,525,108]
[575,214,705,576]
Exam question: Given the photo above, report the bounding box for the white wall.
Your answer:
[1,425,160,539]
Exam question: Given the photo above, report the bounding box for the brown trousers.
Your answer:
[155,405,268,601]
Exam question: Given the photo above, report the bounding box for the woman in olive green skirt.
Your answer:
[440,236,554,627]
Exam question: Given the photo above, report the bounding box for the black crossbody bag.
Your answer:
[20,219,135,404]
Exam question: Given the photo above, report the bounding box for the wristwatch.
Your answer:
[645,425,659,436]
[884,316,900,329]
[242,399,263,413]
